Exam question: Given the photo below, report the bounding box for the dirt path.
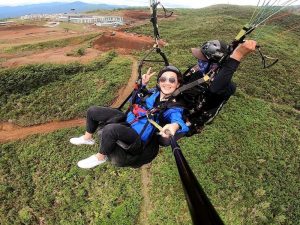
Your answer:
[111,56,137,108]
[0,56,138,144]
[1,46,102,68]
[0,119,85,143]
[138,163,152,225]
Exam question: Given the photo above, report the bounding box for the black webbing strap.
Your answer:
[184,64,200,77]
[172,75,210,97]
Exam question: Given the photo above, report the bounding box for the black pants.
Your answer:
[86,106,142,154]
[86,106,126,133]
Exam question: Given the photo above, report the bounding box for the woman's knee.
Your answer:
[102,124,118,139]
[103,123,116,133]
[87,106,101,117]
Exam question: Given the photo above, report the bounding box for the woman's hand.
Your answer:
[142,67,156,86]
[159,123,180,138]
[230,40,257,61]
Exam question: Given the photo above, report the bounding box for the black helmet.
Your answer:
[157,65,183,84]
[191,40,228,62]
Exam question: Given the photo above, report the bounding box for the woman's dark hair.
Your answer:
[157,65,183,85]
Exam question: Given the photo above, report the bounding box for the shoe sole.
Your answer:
[70,141,95,145]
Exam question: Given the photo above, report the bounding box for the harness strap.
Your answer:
[132,104,147,115]
[185,64,200,77]
[129,116,146,125]
[172,74,210,97]
[129,103,162,125]
[140,120,151,137]
[148,118,163,132]
[129,95,181,140]
[147,117,173,139]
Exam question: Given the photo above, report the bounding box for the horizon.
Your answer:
[3,0,299,8]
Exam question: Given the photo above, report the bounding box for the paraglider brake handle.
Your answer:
[256,45,279,69]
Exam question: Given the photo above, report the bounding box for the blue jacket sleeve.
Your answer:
[163,108,189,134]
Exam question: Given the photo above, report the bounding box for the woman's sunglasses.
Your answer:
[158,76,177,84]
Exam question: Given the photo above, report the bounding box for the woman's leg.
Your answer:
[85,106,126,135]
[78,123,142,169]
[100,123,141,155]
[70,106,126,145]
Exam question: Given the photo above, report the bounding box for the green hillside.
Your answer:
[1,5,299,225]
[0,51,131,125]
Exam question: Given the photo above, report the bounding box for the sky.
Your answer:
[2,0,298,8]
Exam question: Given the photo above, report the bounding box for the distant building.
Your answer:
[0,21,15,26]
[20,13,124,27]
[20,14,58,20]
[70,16,123,26]
[95,21,123,27]
[58,16,69,22]
[94,16,124,26]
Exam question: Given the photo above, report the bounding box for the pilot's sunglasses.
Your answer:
[158,76,177,84]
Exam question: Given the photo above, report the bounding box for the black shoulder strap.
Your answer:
[159,96,185,110]
[183,64,200,77]
[172,74,211,97]
[126,85,152,113]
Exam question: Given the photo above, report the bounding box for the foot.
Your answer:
[70,136,95,145]
[77,154,107,169]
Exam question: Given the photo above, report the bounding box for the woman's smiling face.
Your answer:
[158,71,180,96]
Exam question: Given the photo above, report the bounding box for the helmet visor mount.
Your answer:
[192,40,228,63]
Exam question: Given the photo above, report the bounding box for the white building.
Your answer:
[20,14,124,27]
[58,16,69,22]
[21,14,59,20]
[0,21,15,26]
[71,16,123,26]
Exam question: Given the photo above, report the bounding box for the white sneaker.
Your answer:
[70,136,95,145]
[77,155,107,169]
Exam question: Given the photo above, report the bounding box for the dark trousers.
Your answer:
[86,106,142,156]
[86,106,126,133]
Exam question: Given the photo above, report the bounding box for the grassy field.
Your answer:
[2,33,100,54]
[0,51,132,125]
[57,22,91,32]
[0,128,142,225]
[149,92,299,224]
[1,5,299,225]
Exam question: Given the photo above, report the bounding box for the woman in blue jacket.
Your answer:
[70,65,189,169]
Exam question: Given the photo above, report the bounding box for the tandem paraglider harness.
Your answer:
[169,35,279,137]
[119,15,279,141]
[127,83,185,138]
[174,63,233,136]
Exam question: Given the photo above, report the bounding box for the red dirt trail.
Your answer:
[0,57,138,144]
[93,31,154,54]
[1,31,155,68]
